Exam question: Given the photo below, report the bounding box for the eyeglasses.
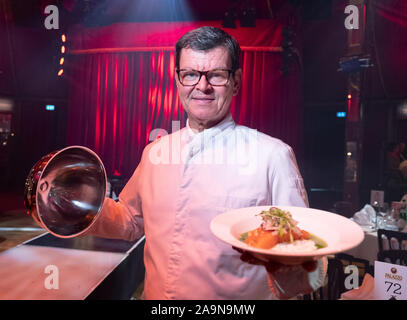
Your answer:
[176,68,233,86]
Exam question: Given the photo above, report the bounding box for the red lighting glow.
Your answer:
[58,69,64,76]
[60,57,64,65]
[347,94,352,99]
[61,46,66,54]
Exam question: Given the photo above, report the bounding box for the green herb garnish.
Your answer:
[308,233,327,249]
[239,232,249,242]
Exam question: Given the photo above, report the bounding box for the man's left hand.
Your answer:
[232,246,322,299]
[232,246,318,273]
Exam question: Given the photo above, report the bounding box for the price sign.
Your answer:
[374,261,407,300]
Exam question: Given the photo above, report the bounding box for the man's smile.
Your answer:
[192,96,215,100]
[191,96,215,104]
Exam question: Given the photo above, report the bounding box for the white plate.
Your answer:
[210,205,365,265]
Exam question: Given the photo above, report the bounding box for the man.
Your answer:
[88,26,326,299]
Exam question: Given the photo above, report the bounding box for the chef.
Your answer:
[88,26,327,299]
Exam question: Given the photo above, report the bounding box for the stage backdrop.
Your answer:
[66,20,302,179]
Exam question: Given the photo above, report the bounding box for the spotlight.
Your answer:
[222,10,236,28]
[397,102,407,119]
[347,94,352,99]
[240,6,256,27]
[57,33,67,76]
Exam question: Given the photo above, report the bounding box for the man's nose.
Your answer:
[195,74,212,92]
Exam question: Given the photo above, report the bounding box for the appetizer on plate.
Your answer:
[239,207,327,252]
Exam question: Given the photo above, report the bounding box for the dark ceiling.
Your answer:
[2,0,406,102]
[8,0,292,27]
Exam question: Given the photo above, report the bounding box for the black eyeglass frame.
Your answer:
[176,68,235,87]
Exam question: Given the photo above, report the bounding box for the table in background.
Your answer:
[344,231,378,265]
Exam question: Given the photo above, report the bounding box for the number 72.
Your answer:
[385,281,402,295]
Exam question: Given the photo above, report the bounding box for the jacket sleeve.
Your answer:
[268,143,327,298]
[84,155,145,242]
[270,143,309,207]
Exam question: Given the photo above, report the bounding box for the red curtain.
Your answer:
[67,51,186,177]
[66,21,302,178]
[374,1,407,98]
[231,50,302,153]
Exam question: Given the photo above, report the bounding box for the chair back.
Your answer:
[377,229,407,252]
[377,250,407,266]
[326,258,346,300]
[303,257,345,300]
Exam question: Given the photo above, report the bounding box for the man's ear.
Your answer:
[175,69,181,88]
[232,68,242,96]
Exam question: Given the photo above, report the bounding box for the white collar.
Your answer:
[186,113,235,139]
[184,114,236,157]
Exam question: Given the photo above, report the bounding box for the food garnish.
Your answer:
[240,207,326,250]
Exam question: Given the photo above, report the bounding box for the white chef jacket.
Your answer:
[89,113,326,299]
